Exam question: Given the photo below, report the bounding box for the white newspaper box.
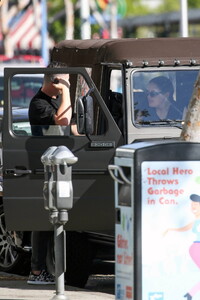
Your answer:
[109,140,200,300]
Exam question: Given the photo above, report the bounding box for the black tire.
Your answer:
[0,204,30,275]
[46,231,93,288]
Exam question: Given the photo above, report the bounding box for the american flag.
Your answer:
[0,2,54,55]
[10,4,41,50]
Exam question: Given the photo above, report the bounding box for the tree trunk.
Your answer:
[65,0,74,40]
[110,0,118,38]
[180,73,200,142]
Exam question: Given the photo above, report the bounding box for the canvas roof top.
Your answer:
[51,38,200,68]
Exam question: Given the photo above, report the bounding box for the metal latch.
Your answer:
[108,164,131,185]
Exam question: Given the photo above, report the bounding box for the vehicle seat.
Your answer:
[108,90,123,132]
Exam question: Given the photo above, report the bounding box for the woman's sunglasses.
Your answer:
[146,90,162,97]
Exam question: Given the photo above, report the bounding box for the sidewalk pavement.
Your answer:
[0,273,115,300]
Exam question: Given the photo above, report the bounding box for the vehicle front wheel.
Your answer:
[0,204,30,275]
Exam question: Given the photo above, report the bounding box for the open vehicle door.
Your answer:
[2,67,123,232]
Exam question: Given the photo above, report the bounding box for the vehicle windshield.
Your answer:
[132,69,199,126]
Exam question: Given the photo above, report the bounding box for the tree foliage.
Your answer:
[154,0,180,13]
[154,0,200,13]
[188,0,200,8]
[125,0,150,16]
[41,0,200,42]
[125,0,200,16]
[48,0,65,42]
[3,0,200,45]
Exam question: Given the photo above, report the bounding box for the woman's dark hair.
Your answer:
[149,76,174,101]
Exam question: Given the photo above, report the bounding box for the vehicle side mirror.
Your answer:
[76,93,94,135]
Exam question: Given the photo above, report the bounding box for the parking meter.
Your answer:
[41,145,78,300]
[41,146,57,209]
[50,145,78,224]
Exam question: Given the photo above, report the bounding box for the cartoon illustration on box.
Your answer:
[164,193,200,300]
[142,161,200,300]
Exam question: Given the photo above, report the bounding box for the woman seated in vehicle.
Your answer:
[136,76,183,122]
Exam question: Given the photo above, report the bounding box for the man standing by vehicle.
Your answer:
[27,61,71,284]
[29,61,71,136]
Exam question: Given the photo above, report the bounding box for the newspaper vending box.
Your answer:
[109,141,200,300]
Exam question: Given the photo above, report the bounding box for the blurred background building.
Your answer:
[0,0,199,65]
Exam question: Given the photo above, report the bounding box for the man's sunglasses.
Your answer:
[146,90,162,97]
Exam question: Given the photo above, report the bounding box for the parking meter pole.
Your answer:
[41,146,78,300]
[52,223,68,300]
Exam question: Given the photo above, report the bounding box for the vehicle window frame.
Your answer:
[4,67,121,138]
[131,66,200,128]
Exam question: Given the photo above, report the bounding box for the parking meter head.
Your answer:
[41,146,58,165]
[48,146,76,217]
[50,145,78,166]
[41,146,58,214]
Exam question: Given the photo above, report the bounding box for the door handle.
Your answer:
[5,168,32,177]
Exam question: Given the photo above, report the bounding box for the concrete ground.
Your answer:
[0,272,115,300]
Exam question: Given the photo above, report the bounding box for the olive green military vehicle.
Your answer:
[1,37,200,286]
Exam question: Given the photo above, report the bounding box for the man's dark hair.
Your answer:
[47,61,68,69]
[44,61,68,83]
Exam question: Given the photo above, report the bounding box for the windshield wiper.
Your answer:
[137,119,183,129]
